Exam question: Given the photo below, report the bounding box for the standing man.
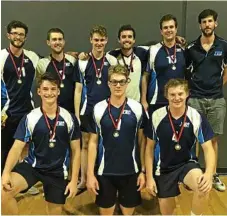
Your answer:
[185,9,227,192]
[35,28,77,114]
[75,25,117,190]
[145,79,215,215]
[87,64,146,215]
[1,21,39,174]
[1,73,81,215]
[141,14,186,116]
[108,24,149,102]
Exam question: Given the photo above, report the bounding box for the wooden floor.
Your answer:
[12,176,227,215]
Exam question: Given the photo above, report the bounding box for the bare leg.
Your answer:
[120,205,135,215]
[99,205,115,215]
[211,136,218,173]
[158,197,176,215]
[46,201,63,215]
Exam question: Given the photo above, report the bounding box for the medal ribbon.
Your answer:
[52,56,66,82]
[108,98,127,131]
[163,43,176,65]
[42,106,60,140]
[168,107,187,144]
[91,53,105,79]
[7,48,24,80]
[121,52,134,72]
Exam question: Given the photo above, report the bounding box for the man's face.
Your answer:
[161,20,177,42]
[90,33,108,53]
[47,32,65,54]
[37,80,60,105]
[118,30,135,50]
[200,15,217,37]
[166,85,188,109]
[7,27,26,49]
[108,73,129,97]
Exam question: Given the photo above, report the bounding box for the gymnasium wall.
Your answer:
[1,1,227,170]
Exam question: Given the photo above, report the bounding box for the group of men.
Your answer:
[1,8,227,215]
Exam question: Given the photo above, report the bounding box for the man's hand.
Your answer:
[66,51,79,59]
[64,181,78,198]
[141,100,149,112]
[1,113,8,128]
[176,36,187,46]
[146,177,158,197]
[86,174,99,195]
[137,172,146,191]
[78,52,89,60]
[198,172,213,193]
[2,172,14,191]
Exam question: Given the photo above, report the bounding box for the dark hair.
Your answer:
[118,24,136,39]
[198,9,218,23]
[47,28,64,40]
[37,73,60,88]
[90,25,107,38]
[159,14,178,29]
[164,78,189,98]
[7,20,28,35]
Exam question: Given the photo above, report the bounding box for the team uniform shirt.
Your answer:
[1,80,7,110]
[90,98,145,176]
[1,49,39,117]
[108,46,149,102]
[36,54,77,113]
[146,106,214,175]
[14,107,81,178]
[185,35,227,99]
[146,43,186,105]
[75,53,117,116]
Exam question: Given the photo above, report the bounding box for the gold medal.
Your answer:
[17,79,22,84]
[49,142,55,148]
[175,143,181,151]
[113,131,119,138]
[60,83,64,88]
[172,64,176,70]
[96,79,102,85]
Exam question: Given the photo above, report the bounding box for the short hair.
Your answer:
[118,24,136,39]
[159,14,178,29]
[37,73,60,88]
[7,20,28,35]
[90,25,107,38]
[108,64,129,81]
[47,28,64,40]
[164,78,189,98]
[198,9,218,23]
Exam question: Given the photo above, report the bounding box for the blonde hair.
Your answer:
[108,64,129,81]
[90,25,107,38]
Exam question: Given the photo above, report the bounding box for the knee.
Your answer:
[1,189,14,205]
[193,188,210,200]
[82,139,89,150]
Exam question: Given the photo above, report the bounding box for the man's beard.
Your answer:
[52,47,64,55]
[202,27,215,37]
[10,39,25,49]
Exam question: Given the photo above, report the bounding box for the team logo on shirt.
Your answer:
[57,121,65,126]
[104,61,109,66]
[65,62,71,67]
[24,58,29,63]
[123,110,131,115]
[179,122,190,128]
[176,48,182,52]
[214,51,222,56]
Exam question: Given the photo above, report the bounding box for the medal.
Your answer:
[108,98,127,138]
[163,43,177,70]
[52,56,66,86]
[60,82,64,88]
[175,143,181,151]
[113,131,119,137]
[49,142,55,148]
[8,48,24,83]
[168,107,187,151]
[120,52,134,72]
[42,106,60,148]
[96,79,102,85]
[91,53,105,82]
[172,64,176,70]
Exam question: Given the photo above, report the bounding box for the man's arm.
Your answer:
[145,138,156,181]
[87,133,98,176]
[223,67,227,85]
[75,82,82,122]
[141,72,150,110]
[138,129,145,172]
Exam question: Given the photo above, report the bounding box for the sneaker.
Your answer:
[213,174,226,192]
[27,186,40,195]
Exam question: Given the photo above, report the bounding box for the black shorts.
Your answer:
[80,114,93,133]
[96,174,141,208]
[154,161,201,198]
[13,162,69,204]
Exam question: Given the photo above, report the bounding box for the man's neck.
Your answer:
[51,52,64,62]
[201,33,215,45]
[92,50,104,60]
[163,39,176,48]
[121,48,133,57]
[42,103,58,118]
[169,104,186,119]
[110,95,126,108]
[9,44,23,57]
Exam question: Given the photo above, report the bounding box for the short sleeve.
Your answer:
[70,114,81,140]
[144,116,157,141]
[89,110,100,134]
[14,115,31,142]
[74,61,83,84]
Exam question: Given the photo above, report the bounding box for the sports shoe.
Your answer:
[213,174,226,192]
[27,186,40,195]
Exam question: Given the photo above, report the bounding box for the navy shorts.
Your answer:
[13,162,69,204]
[96,174,141,208]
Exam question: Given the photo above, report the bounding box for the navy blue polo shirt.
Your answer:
[145,106,214,175]
[90,98,146,176]
[14,107,81,178]
[185,35,227,98]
